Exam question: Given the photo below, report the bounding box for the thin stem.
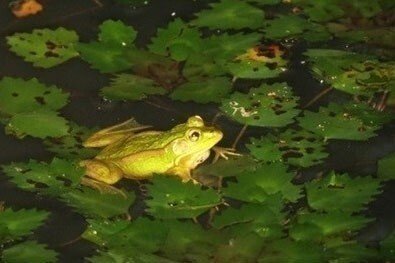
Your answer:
[303,87,333,109]
[211,112,222,124]
[231,124,248,149]
[92,0,103,7]
[377,91,388,111]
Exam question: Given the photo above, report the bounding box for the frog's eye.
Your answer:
[188,130,201,142]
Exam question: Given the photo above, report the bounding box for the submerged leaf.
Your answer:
[292,211,373,239]
[2,241,57,263]
[221,82,300,127]
[146,176,222,219]
[170,77,232,103]
[259,239,326,262]
[7,27,79,68]
[192,0,265,30]
[0,208,49,242]
[101,74,166,101]
[378,152,395,181]
[61,187,135,219]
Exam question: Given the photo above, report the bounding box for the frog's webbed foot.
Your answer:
[81,177,127,198]
[212,146,242,163]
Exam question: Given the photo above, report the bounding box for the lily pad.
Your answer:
[221,82,300,127]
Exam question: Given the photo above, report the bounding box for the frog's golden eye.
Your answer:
[188,130,201,142]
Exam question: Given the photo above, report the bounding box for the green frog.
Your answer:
[80,116,237,193]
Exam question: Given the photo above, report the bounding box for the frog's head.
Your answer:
[170,116,223,160]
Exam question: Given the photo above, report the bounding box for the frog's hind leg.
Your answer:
[80,160,126,197]
[83,118,152,148]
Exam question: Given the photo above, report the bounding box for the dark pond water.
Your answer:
[0,0,394,262]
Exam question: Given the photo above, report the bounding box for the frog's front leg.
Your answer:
[80,159,125,196]
[212,146,242,163]
[167,166,199,184]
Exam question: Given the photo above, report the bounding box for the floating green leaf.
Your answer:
[221,82,300,127]
[212,195,284,239]
[77,20,137,73]
[381,230,395,261]
[292,211,373,239]
[98,20,137,46]
[223,162,302,203]
[298,102,392,141]
[293,0,345,22]
[0,77,68,116]
[192,0,265,30]
[146,176,222,219]
[247,129,328,167]
[259,239,326,262]
[0,208,49,242]
[7,110,69,139]
[149,18,202,61]
[170,77,232,103]
[2,158,84,196]
[61,187,135,219]
[304,49,389,95]
[305,171,382,213]
[202,32,262,62]
[263,15,308,39]
[101,74,166,101]
[214,232,265,262]
[378,152,395,181]
[7,27,79,68]
[2,241,58,263]
[227,44,287,79]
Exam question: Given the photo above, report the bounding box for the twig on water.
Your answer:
[303,87,333,109]
[232,124,248,149]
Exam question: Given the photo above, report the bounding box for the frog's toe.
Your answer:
[212,146,242,163]
[81,177,127,198]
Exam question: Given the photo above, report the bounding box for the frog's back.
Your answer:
[96,130,180,159]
